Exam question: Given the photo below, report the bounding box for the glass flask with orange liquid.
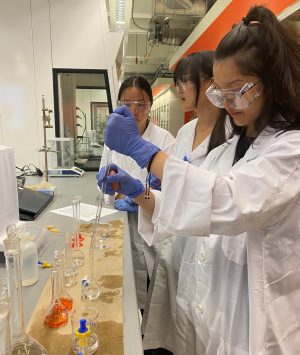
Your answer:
[44,269,69,328]
[54,250,73,311]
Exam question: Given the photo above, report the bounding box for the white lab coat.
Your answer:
[100,120,175,308]
[145,127,300,354]
[140,118,248,354]
[138,118,211,273]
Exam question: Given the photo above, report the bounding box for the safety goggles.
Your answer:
[118,100,151,113]
[205,80,261,109]
[175,74,194,92]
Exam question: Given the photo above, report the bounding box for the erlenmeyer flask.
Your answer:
[71,196,85,267]
[44,269,69,328]
[4,224,48,354]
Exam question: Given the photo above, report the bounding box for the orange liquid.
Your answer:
[60,297,73,311]
[44,303,68,328]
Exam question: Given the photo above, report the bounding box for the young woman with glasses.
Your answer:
[99,5,300,354]
[99,75,175,311]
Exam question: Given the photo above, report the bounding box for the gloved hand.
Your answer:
[96,163,145,198]
[114,196,138,213]
[149,173,161,191]
[104,106,161,168]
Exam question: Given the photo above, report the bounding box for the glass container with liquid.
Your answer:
[4,224,48,354]
[20,232,39,286]
[0,276,12,355]
[44,269,69,328]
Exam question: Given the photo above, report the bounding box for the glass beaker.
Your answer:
[44,269,69,328]
[94,223,113,251]
[71,307,99,354]
[4,224,48,354]
[0,275,12,355]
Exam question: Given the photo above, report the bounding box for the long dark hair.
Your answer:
[174,51,228,154]
[118,75,153,105]
[215,5,300,135]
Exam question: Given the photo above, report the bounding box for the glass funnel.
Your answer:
[0,275,12,355]
[71,196,85,267]
[44,269,69,328]
[4,224,48,354]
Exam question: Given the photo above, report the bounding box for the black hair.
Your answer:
[118,75,153,105]
[174,51,214,109]
[215,5,300,135]
[174,51,228,154]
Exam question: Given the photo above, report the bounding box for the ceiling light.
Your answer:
[116,0,125,32]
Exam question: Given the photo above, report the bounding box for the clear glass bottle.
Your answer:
[4,224,48,354]
[0,276,12,355]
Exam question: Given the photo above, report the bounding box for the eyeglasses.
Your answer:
[205,80,262,109]
[175,74,194,92]
[118,100,151,113]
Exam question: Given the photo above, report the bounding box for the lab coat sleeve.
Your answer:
[156,157,217,238]
[157,132,300,237]
[138,190,171,246]
[210,134,300,235]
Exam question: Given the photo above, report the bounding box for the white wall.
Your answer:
[0,0,122,168]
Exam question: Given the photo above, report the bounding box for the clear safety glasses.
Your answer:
[205,80,262,109]
[175,74,194,92]
[118,100,151,113]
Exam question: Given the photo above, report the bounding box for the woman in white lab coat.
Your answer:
[138,51,236,354]
[100,5,300,354]
[100,75,175,310]
[139,51,228,274]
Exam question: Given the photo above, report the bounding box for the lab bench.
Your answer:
[0,172,143,355]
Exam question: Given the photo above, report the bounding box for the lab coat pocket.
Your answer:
[221,234,247,265]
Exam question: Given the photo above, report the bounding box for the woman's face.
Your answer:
[175,75,197,112]
[212,57,265,136]
[119,86,151,128]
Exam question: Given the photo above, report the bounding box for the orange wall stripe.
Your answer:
[170,0,297,71]
[152,83,173,98]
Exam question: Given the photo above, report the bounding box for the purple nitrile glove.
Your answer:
[114,197,138,213]
[96,163,144,198]
[149,173,161,191]
[104,106,161,168]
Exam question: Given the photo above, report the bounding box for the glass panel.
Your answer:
[53,70,112,171]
